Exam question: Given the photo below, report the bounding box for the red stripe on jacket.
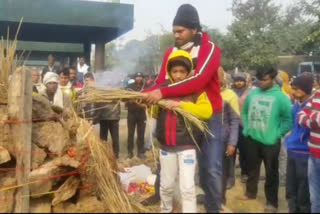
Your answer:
[165,112,172,146]
[171,113,177,146]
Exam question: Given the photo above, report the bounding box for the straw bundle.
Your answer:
[76,117,149,213]
[76,87,212,137]
[0,21,23,103]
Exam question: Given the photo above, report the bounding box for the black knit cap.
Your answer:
[173,4,201,31]
[134,72,144,78]
[292,75,314,95]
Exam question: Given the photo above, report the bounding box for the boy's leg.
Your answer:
[286,152,298,213]
[99,120,109,141]
[199,113,223,213]
[308,156,320,213]
[109,120,120,159]
[178,149,197,213]
[137,113,147,155]
[296,156,311,213]
[262,142,281,208]
[160,150,178,213]
[127,113,136,157]
[245,137,263,199]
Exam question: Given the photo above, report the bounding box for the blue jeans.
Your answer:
[199,113,223,213]
[309,155,320,213]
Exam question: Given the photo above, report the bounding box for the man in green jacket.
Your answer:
[238,66,292,213]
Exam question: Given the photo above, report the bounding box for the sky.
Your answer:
[117,0,293,43]
[85,0,293,44]
[119,0,234,42]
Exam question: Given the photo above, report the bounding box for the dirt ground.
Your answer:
[100,110,289,213]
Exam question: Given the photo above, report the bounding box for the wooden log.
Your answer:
[29,156,81,197]
[8,67,33,213]
[30,197,52,213]
[52,176,80,206]
[0,173,16,213]
[0,145,11,165]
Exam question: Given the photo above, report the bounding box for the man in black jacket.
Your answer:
[42,54,60,81]
[126,72,147,159]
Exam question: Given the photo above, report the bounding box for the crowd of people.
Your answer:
[29,3,320,214]
[31,55,157,161]
[140,4,320,214]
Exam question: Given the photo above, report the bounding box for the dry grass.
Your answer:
[76,87,213,147]
[0,20,23,103]
[76,117,149,213]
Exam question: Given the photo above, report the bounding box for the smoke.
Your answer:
[93,37,160,88]
[94,70,130,88]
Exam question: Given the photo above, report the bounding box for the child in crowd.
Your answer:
[69,67,83,90]
[218,68,240,205]
[154,50,213,213]
[285,75,313,213]
[298,75,320,213]
[232,72,251,183]
[58,68,76,101]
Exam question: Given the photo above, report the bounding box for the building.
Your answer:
[0,0,133,71]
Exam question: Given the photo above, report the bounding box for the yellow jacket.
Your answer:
[180,92,213,120]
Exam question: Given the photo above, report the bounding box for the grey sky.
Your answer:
[116,0,293,43]
[119,0,233,42]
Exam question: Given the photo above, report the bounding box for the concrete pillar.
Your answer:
[84,42,91,66]
[95,41,105,72]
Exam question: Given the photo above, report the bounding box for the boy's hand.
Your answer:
[226,145,236,157]
[162,100,181,110]
[145,89,163,104]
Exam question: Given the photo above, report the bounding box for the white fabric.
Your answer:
[48,66,55,72]
[160,149,197,213]
[145,118,157,150]
[59,82,73,98]
[77,63,89,75]
[34,82,46,93]
[180,42,194,51]
[43,72,59,85]
[53,88,64,108]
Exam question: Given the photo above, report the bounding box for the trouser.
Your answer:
[222,144,236,205]
[245,137,281,208]
[308,155,320,213]
[146,118,157,150]
[100,120,120,158]
[279,140,287,184]
[286,152,310,213]
[127,112,146,155]
[238,127,248,176]
[198,113,223,213]
[160,149,197,213]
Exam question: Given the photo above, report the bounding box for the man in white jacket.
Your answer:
[77,56,90,75]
